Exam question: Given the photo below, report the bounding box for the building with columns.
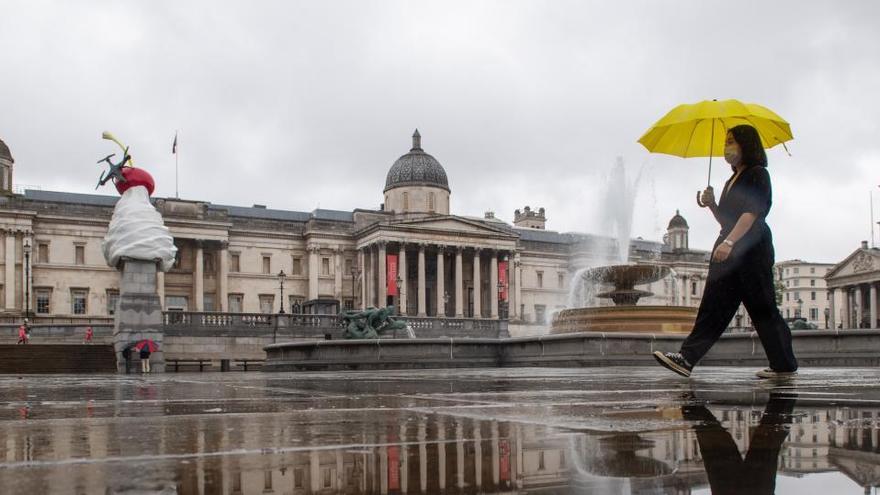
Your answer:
[0,132,710,327]
[826,240,880,329]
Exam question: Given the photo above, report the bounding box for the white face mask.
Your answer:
[724,145,741,166]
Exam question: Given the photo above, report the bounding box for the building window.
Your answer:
[786,293,790,302]
[344,258,353,274]
[172,245,182,269]
[534,304,546,323]
[263,470,273,491]
[403,192,409,211]
[292,256,303,275]
[428,192,435,212]
[538,451,546,471]
[228,294,243,313]
[810,279,816,287]
[230,253,240,272]
[71,289,88,315]
[322,257,331,275]
[38,243,49,263]
[557,273,564,289]
[343,299,353,310]
[203,293,215,312]
[262,256,271,274]
[204,253,215,274]
[692,281,698,295]
[810,308,819,320]
[259,295,274,314]
[536,271,543,288]
[106,289,119,315]
[36,288,51,314]
[294,469,304,488]
[810,267,815,274]
[75,245,85,265]
[165,295,188,311]
[794,291,800,300]
[794,267,799,274]
[811,291,816,301]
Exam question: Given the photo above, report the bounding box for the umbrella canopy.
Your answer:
[132,339,158,352]
[638,99,793,183]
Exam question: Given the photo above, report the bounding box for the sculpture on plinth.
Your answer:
[97,131,177,372]
[341,306,412,339]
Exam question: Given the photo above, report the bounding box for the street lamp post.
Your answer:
[497,281,507,320]
[395,274,403,314]
[824,307,830,329]
[23,238,31,319]
[278,270,286,314]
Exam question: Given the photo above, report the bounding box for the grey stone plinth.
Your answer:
[113,259,164,372]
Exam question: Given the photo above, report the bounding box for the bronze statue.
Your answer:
[341,306,409,339]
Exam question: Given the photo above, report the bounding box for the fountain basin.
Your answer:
[552,305,697,334]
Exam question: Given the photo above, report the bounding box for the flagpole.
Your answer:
[872,189,876,248]
[175,130,179,199]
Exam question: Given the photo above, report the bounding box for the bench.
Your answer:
[234,359,265,371]
[167,358,213,372]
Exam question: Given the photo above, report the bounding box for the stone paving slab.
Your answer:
[0,367,878,494]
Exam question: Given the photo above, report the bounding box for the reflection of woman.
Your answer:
[654,125,798,378]
[682,395,796,495]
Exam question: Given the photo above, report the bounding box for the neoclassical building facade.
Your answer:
[0,131,710,325]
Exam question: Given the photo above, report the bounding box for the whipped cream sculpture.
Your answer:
[97,131,177,271]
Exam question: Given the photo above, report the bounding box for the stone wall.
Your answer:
[264,329,880,371]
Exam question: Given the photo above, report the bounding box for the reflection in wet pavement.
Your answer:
[1,367,879,494]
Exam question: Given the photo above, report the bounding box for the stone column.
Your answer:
[398,244,408,315]
[334,247,343,303]
[308,246,319,301]
[508,254,517,319]
[114,259,164,372]
[847,288,854,328]
[194,242,204,311]
[856,286,864,328]
[417,244,427,317]
[156,271,165,309]
[378,242,387,308]
[369,245,377,306]
[490,251,499,319]
[454,247,464,317]
[869,283,877,328]
[218,242,228,312]
[5,232,15,310]
[828,288,836,329]
[514,257,523,320]
[684,275,692,306]
[473,249,482,318]
[436,247,445,317]
[358,248,366,309]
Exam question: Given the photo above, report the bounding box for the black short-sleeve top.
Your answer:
[717,165,773,248]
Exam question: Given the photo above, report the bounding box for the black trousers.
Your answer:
[680,239,798,371]
[682,396,796,495]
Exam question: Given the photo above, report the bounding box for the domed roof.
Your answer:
[0,138,12,163]
[384,130,449,192]
[667,210,688,229]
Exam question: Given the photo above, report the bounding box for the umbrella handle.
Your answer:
[696,191,705,208]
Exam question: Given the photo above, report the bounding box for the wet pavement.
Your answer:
[1,367,879,494]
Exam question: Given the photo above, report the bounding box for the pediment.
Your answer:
[827,248,880,280]
[380,215,516,237]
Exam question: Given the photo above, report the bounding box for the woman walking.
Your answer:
[654,124,798,379]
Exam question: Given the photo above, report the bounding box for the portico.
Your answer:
[356,216,517,319]
[826,241,880,329]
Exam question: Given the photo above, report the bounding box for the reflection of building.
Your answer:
[775,259,835,327]
[4,400,880,494]
[0,133,709,330]
[826,240,880,329]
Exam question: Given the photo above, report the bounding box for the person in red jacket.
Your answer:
[17,320,30,344]
[84,326,93,344]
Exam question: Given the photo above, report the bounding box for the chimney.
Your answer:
[862,240,869,249]
[484,211,495,219]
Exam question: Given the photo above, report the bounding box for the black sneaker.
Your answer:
[755,368,798,379]
[653,351,693,378]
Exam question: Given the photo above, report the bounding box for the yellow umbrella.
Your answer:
[638,99,793,184]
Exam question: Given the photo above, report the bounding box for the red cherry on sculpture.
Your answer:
[114,167,155,196]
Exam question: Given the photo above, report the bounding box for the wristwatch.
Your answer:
[722,239,735,247]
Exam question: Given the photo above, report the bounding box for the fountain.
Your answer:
[552,158,697,334]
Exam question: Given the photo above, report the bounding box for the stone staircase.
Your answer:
[0,344,117,374]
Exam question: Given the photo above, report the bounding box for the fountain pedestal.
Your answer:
[552,264,696,334]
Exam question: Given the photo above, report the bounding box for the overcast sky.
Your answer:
[1,0,878,264]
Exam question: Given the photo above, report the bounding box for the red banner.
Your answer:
[499,439,510,481]
[498,260,509,301]
[387,254,398,296]
[388,445,400,490]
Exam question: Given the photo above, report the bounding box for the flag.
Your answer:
[172,133,178,154]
